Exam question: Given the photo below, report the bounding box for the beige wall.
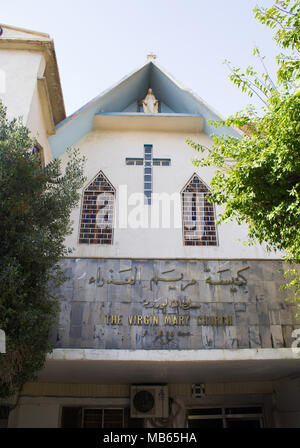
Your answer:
[9,403,59,428]
[0,49,42,123]
[8,379,300,427]
[6,381,275,428]
[0,47,53,163]
[27,82,53,164]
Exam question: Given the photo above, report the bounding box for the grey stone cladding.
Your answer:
[50,259,299,350]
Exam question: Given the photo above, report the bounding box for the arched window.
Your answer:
[182,174,218,246]
[79,171,115,245]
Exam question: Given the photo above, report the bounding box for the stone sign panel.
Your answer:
[50,259,298,350]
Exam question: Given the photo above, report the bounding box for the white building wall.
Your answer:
[0,47,53,161]
[0,49,43,124]
[61,129,279,260]
[26,82,54,164]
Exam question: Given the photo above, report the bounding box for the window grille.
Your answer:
[79,171,115,245]
[182,174,218,246]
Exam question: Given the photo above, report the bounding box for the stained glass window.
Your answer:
[79,171,115,245]
[182,174,218,246]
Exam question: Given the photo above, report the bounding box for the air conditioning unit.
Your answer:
[130,385,169,419]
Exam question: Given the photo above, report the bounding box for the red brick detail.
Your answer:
[79,172,115,245]
[182,174,218,246]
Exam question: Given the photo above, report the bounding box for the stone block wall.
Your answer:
[50,259,299,350]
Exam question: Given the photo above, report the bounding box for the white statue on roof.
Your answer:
[142,88,159,113]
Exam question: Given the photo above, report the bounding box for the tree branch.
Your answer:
[225,63,269,105]
[274,5,298,16]
[256,52,277,90]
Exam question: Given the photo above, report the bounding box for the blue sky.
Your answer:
[2,0,279,118]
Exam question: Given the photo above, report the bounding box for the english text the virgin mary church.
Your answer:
[0,24,300,428]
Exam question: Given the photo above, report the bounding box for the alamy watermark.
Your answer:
[114,186,183,229]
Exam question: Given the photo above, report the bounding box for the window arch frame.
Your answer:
[181,173,218,247]
[78,170,116,245]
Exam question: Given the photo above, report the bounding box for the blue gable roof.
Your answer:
[49,61,241,159]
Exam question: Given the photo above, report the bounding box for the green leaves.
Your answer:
[254,1,300,87]
[254,1,300,50]
[0,102,86,398]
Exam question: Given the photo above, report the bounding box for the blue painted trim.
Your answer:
[50,61,241,160]
[54,61,151,131]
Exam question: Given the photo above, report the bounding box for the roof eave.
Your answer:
[0,37,66,125]
[56,60,152,130]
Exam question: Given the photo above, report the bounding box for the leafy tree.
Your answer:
[188,0,300,310]
[0,102,85,398]
[254,0,300,84]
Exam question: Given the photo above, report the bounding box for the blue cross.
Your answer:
[126,145,171,205]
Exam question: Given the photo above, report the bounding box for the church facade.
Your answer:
[1,24,300,428]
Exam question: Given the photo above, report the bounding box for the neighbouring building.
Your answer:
[0,24,300,429]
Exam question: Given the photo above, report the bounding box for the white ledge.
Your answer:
[93,113,204,133]
[39,348,300,383]
[48,348,299,362]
